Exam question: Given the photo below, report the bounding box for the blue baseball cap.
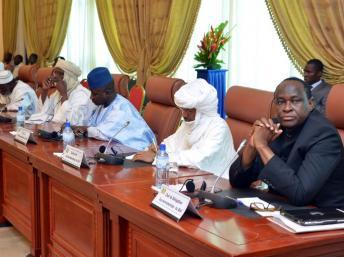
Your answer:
[87,67,113,89]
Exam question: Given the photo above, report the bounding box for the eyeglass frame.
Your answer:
[249,202,280,212]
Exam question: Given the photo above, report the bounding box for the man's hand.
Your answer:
[252,118,282,148]
[132,150,156,163]
[72,126,88,137]
[54,80,68,103]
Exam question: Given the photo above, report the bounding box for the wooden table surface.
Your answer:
[0,119,344,257]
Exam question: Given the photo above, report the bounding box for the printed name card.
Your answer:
[152,185,191,221]
[14,127,34,145]
[62,145,89,169]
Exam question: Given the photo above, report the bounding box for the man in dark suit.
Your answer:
[304,59,331,114]
[229,77,344,208]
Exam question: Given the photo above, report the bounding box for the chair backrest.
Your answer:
[112,74,130,99]
[80,79,89,88]
[143,76,185,144]
[225,86,274,149]
[18,64,38,89]
[36,67,53,87]
[35,67,53,98]
[326,83,344,144]
[129,85,145,112]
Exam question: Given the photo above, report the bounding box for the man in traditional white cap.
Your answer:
[28,59,93,125]
[0,70,38,115]
[134,78,236,177]
[72,67,153,151]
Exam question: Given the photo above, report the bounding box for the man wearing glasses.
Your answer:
[229,77,344,208]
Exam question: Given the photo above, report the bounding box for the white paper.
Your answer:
[237,197,280,217]
[53,152,63,158]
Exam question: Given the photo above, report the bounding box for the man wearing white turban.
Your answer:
[0,70,38,115]
[134,78,236,177]
[28,59,94,125]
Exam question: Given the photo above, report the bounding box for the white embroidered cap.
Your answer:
[0,70,14,84]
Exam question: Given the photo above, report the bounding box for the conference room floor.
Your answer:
[0,226,30,257]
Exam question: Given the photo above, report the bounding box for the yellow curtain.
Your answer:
[266,0,344,85]
[23,0,72,66]
[2,0,19,54]
[96,0,200,85]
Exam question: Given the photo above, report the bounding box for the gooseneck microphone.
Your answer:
[99,121,130,154]
[210,139,247,193]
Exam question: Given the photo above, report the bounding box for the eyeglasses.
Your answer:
[249,202,280,212]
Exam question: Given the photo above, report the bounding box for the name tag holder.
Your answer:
[62,145,89,169]
[152,185,202,221]
[14,127,36,145]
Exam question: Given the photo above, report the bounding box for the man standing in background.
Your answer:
[303,59,331,114]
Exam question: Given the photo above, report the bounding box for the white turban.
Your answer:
[0,70,14,84]
[55,59,81,95]
[174,78,218,116]
[0,62,4,71]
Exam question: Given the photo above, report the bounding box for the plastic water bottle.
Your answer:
[155,144,169,189]
[16,106,25,129]
[62,120,75,149]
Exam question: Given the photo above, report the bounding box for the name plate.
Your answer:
[14,127,33,145]
[152,185,191,221]
[62,145,89,169]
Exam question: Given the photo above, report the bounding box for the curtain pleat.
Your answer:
[2,0,19,54]
[266,0,344,85]
[23,0,72,66]
[96,0,201,85]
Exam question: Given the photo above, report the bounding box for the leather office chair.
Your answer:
[18,64,38,89]
[326,84,344,144]
[129,85,145,112]
[143,76,185,144]
[225,86,274,149]
[35,67,53,98]
[112,74,130,99]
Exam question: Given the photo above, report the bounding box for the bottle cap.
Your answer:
[18,106,22,111]
[159,144,166,151]
[65,120,71,128]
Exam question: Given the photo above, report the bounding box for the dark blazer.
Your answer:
[229,110,344,207]
[311,80,331,114]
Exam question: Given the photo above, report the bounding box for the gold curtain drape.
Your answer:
[96,0,201,85]
[266,0,344,85]
[23,0,72,66]
[2,0,19,54]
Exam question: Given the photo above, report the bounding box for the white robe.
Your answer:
[0,80,39,116]
[163,116,235,177]
[29,85,94,125]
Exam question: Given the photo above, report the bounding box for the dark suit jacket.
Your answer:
[311,80,331,114]
[229,110,344,207]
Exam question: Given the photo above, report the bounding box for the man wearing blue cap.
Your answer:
[75,67,153,151]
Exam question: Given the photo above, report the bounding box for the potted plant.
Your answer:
[194,21,232,118]
[194,21,231,70]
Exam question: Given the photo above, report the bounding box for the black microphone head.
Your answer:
[51,131,59,138]
[99,145,106,153]
[186,179,195,193]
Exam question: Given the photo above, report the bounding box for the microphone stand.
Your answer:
[104,121,130,154]
[210,139,247,193]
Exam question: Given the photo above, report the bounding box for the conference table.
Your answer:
[0,119,344,257]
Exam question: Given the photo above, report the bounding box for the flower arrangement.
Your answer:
[194,21,231,70]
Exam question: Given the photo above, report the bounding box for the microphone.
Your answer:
[196,190,238,209]
[210,139,247,193]
[99,121,130,154]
